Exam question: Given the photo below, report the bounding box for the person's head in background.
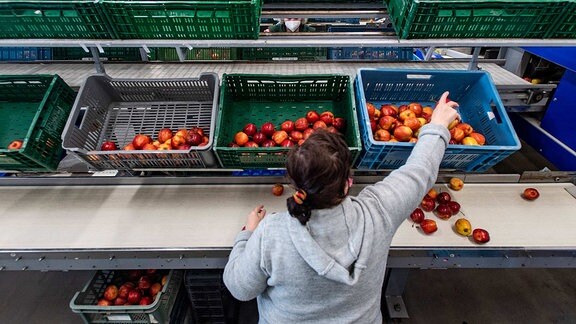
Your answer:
[283,18,305,32]
[286,130,353,225]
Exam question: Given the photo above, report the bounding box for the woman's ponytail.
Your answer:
[287,194,312,225]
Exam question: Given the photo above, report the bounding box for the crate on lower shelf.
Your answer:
[213,74,362,169]
[61,73,220,171]
[101,0,263,40]
[354,69,521,172]
[0,74,76,172]
[241,47,327,61]
[185,270,239,324]
[328,47,414,61]
[0,47,52,61]
[153,47,238,61]
[52,47,143,61]
[70,270,183,324]
[386,0,567,39]
[0,0,114,39]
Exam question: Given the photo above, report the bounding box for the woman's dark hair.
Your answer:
[286,129,352,225]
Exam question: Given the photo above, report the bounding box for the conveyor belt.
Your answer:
[0,183,574,251]
[0,62,529,88]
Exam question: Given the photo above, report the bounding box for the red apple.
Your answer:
[522,188,540,201]
[393,125,413,142]
[408,102,423,116]
[450,127,466,143]
[470,132,486,145]
[374,129,391,141]
[295,117,309,132]
[127,270,143,281]
[380,104,398,117]
[142,143,157,150]
[289,130,303,142]
[7,139,23,150]
[244,141,259,148]
[97,299,112,306]
[103,285,118,301]
[302,128,314,140]
[139,296,153,306]
[114,297,127,306]
[234,131,249,146]
[118,283,134,299]
[456,123,474,136]
[272,131,288,145]
[312,120,327,130]
[378,116,396,131]
[436,192,451,204]
[398,104,409,114]
[410,208,425,224]
[306,110,320,124]
[149,283,162,297]
[157,128,173,143]
[420,197,436,212]
[188,132,203,146]
[281,120,295,133]
[367,103,376,118]
[252,132,266,145]
[138,276,152,290]
[320,111,334,126]
[420,219,437,234]
[435,203,452,220]
[261,122,276,137]
[370,120,377,133]
[272,183,284,196]
[100,141,117,151]
[127,289,142,305]
[472,228,490,244]
[332,117,346,132]
[228,142,240,148]
[404,117,421,131]
[280,139,294,147]
[189,127,205,137]
[243,123,257,137]
[171,134,187,148]
[132,134,151,150]
[398,110,416,122]
[262,140,276,147]
[447,201,461,215]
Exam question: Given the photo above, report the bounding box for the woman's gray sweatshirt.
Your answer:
[224,123,450,323]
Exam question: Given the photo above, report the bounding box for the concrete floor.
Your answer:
[1,269,576,323]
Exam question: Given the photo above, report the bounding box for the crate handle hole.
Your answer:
[489,100,503,124]
[406,74,432,80]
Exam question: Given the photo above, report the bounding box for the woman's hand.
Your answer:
[245,205,266,232]
[430,91,459,128]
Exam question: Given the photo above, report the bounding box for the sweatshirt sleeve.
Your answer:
[356,123,450,231]
[223,223,269,301]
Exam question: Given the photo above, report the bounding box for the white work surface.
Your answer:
[0,183,574,250]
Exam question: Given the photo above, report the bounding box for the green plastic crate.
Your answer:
[52,47,143,61]
[0,75,76,172]
[214,74,362,169]
[0,0,114,39]
[241,47,326,61]
[153,47,238,61]
[386,0,567,39]
[548,2,576,38]
[101,0,263,40]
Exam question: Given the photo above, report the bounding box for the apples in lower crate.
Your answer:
[100,141,117,151]
[103,285,118,301]
[132,134,151,150]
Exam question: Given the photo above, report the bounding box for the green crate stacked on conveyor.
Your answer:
[152,47,238,61]
[213,74,362,169]
[385,0,568,39]
[0,75,76,172]
[51,47,143,61]
[548,0,576,38]
[241,47,327,61]
[0,0,114,39]
[100,0,263,39]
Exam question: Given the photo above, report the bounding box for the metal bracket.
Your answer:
[176,47,187,62]
[89,47,105,74]
[468,47,482,70]
[526,89,546,105]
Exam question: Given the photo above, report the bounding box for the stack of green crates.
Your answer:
[241,48,326,61]
[100,0,263,39]
[152,48,238,61]
[386,0,568,39]
[52,47,143,61]
[549,1,576,38]
[0,75,76,172]
[0,0,113,39]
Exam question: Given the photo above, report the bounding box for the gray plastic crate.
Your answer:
[70,270,183,324]
[61,73,220,170]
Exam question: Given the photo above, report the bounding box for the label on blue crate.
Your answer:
[487,111,496,120]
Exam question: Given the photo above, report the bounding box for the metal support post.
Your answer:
[89,47,106,74]
[176,47,187,62]
[139,48,149,62]
[384,268,411,318]
[424,46,437,61]
[468,47,482,70]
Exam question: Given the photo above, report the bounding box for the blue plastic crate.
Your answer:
[0,47,52,61]
[354,69,521,172]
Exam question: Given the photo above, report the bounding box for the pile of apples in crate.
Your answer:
[100,127,209,151]
[97,270,168,306]
[366,102,486,145]
[229,111,346,147]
